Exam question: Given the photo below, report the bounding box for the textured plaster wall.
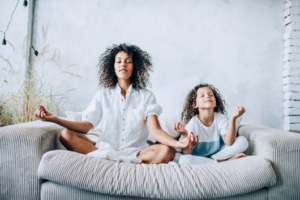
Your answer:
[0,0,28,95]
[32,0,284,128]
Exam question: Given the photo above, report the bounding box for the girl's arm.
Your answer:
[222,106,245,146]
[35,105,93,133]
[147,115,194,149]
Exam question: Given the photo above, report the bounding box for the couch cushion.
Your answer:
[38,150,276,199]
[41,181,268,200]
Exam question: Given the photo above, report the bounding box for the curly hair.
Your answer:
[97,43,153,90]
[181,83,227,125]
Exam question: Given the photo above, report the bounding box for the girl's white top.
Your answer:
[185,113,229,157]
[82,84,162,163]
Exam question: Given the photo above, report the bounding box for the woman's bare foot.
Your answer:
[227,153,246,161]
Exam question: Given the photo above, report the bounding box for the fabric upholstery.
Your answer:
[239,123,300,200]
[41,181,268,200]
[38,150,276,199]
[0,121,65,200]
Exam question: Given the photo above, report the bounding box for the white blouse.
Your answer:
[82,84,162,162]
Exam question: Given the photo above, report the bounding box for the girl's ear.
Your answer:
[192,102,197,109]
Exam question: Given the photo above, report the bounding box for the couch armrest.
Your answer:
[239,123,300,200]
[0,121,65,200]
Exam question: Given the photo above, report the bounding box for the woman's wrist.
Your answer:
[51,116,59,123]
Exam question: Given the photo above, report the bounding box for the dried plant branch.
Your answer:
[6,40,15,51]
[38,44,50,58]
[0,74,69,127]
[0,55,13,69]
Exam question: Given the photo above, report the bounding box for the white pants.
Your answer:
[175,136,249,165]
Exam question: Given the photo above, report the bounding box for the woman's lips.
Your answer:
[119,69,127,72]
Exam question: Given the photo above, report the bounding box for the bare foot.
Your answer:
[228,153,246,161]
[216,153,246,163]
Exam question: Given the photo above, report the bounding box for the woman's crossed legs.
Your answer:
[59,128,176,164]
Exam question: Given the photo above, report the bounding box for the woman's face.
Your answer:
[114,51,133,81]
[194,87,216,110]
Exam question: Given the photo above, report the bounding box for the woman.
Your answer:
[35,43,194,164]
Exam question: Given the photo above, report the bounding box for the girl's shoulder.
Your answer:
[186,115,198,126]
[214,112,229,122]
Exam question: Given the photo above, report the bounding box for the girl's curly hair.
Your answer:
[181,83,227,125]
[97,43,153,90]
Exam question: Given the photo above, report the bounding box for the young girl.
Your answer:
[35,44,194,164]
[173,83,249,165]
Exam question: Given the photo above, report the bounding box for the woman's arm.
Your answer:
[35,105,93,133]
[173,121,198,154]
[222,106,245,146]
[147,115,194,149]
[54,118,93,133]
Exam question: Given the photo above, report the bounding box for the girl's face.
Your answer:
[114,51,134,81]
[193,87,216,110]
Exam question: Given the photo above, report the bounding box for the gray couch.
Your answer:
[0,121,299,200]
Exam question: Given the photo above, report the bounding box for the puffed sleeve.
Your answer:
[217,113,229,136]
[144,91,162,121]
[82,90,102,129]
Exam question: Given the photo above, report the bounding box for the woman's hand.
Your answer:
[175,132,199,149]
[231,106,246,119]
[174,122,188,135]
[34,105,57,122]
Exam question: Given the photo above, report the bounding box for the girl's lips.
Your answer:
[119,70,127,72]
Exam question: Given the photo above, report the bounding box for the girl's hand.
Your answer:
[231,106,246,119]
[176,132,199,149]
[34,105,57,122]
[173,122,188,135]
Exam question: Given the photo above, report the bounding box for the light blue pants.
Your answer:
[174,136,249,165]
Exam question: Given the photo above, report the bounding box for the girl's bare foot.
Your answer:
[228,153,246,161]
[215,153,246,162]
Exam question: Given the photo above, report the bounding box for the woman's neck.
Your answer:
[198,108,214,127]
[118,79,131,99]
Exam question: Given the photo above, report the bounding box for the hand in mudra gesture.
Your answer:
[34,105,56,122]
[176,132,199,149]
[232,106,246,119]
[173,121,188,135]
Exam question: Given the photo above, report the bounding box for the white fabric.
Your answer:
[185,113,229,141]
[65,111,82,121]
[81,84,162,163]
[65,113,180,143]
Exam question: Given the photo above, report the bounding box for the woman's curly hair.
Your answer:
[97,43,153,90]
[181,83,227,125]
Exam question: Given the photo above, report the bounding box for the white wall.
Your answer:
[15,0,285,129]
[0,0,28,95]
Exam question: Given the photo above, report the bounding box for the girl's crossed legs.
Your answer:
[176,136,248,165]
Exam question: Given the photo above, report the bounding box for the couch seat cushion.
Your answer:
[38,150,276,199]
